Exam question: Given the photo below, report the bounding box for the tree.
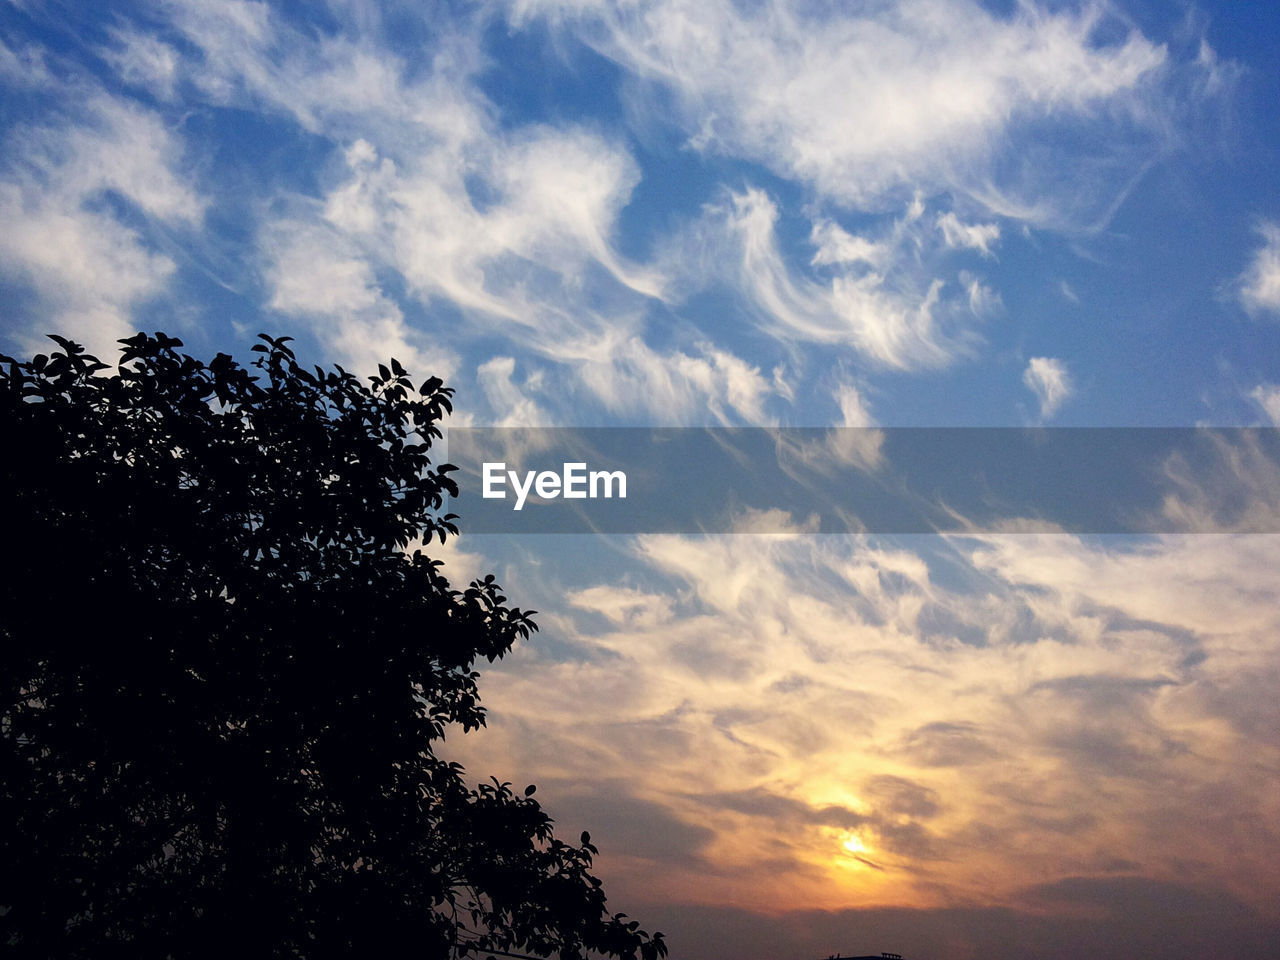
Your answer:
[0,332,666,960]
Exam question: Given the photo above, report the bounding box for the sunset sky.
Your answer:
[3,1,1280,957]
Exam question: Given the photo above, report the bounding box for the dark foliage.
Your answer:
[0,333,666,960]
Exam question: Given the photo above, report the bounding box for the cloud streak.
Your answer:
[1024,356,1072,419]
[666,187,989,370]
[511,0,1172,224]
[136,1,788,423]
[444,532,1280,921]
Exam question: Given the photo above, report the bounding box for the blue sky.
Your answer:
[5,2,1280,958]
[6,0,1280,430]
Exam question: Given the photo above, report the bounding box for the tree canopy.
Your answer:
[0,332,667,960]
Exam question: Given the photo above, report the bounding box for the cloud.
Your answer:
[671,187,982,369]
[39,96,205,223]
[152,5,784,423]
[643,883,1280,960]
[25,0,1176,426]
[770,379,885,478]
[263,216,457,380]
[899,721,1000,768]
[1023,356,1072,418]
[569,585,674,629]
[442,531,1280,918]
[810,218,890,269]
[0,91,204,356]
[101,28,181,101]
[937,211,1000,256]
[475,356,551,427]
[155,1,663,314]
[1237,221,1280,316]
[961,270,1002,317]
[539,783,716,867]
[833,381,875,429]
[1250,383,1280,426]
[566,333,774,424]
[310,118,659,332]
[1152,430,1280,534]
[511,0,1173,224]
[0,33,50,87]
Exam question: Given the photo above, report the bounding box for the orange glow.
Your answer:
[841,833,867,856]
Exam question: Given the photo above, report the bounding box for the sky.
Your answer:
[3,1,1280,958]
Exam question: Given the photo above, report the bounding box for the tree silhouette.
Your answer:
[0,333,666,960]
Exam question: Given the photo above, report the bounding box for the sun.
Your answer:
[841,833,867,855]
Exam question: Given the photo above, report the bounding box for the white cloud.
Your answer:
[125,1,1156,424]
[512,0,1171,222]
[1194,37,1242,99]
[1237,221,1280,316]
[674,187,984,369]
[102,29,181,100]
[937,211,999,256]
[0,186,175,353]
[490,131,663,298]
[263,218,456,380]
[781,379,884,472]
[834,381,874,429]
[157,4,789,423]
[286,133,767,423]
[162,0,662,313]
[961,271,1002,316]
[570,333,773,424]
[1023,356,1072,418]
[47,96,205,223]
[0,33,50,87]
[0,93,204,356]
[475,356,551,427]
[1250,383,1280,426]
[318,126,661,324]
[810,219,888,269]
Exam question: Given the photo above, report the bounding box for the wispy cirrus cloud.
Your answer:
[1024,356,1073,419]
[665,187,990,370]
[141,1,784,424]
[509,0,1175,226]
[0,32,50,87]
[3,0,1231,426]
[937,211,1000,257]
[100,27,181,101]
[445,531,1280,919]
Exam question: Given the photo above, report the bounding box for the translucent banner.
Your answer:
[444,428,1280,534]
